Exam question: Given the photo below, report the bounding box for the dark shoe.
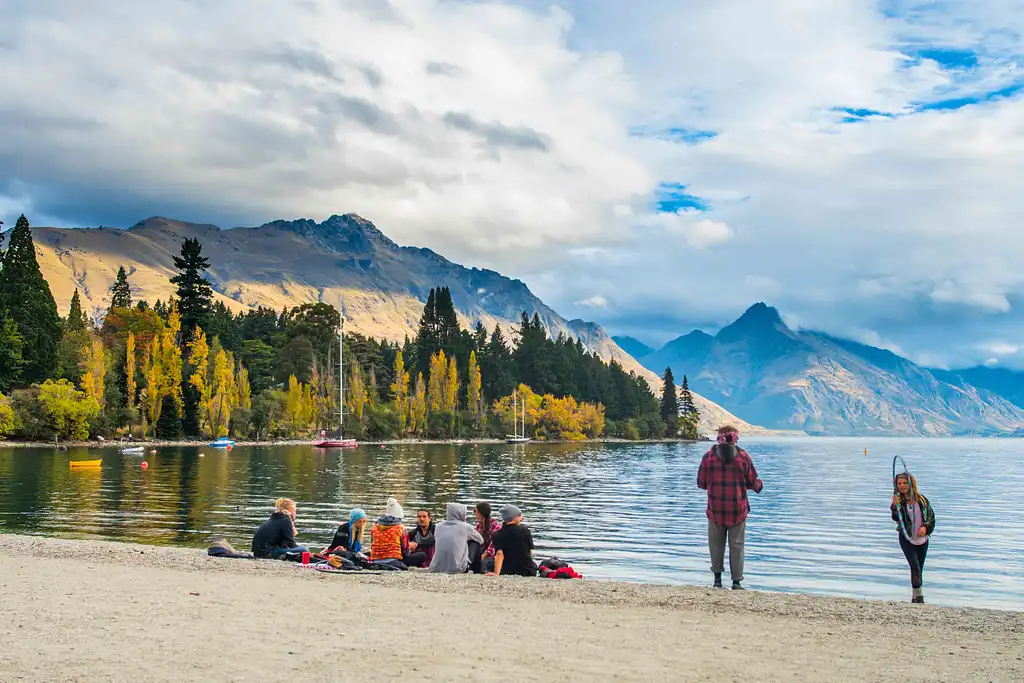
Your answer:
[911,595,924,604]
[732,581,744,590]
[713,573,722,589]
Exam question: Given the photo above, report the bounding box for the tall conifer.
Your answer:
[0,215,60,383]
[660,367,679,434]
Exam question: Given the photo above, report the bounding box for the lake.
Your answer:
[1,437,1021,610]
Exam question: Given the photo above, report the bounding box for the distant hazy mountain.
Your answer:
[611,336,654,360]
[632,303,1024,436]
[931,366,1024,409]
[10,213,775,436]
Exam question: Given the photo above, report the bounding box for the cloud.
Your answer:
[574,295,609,308]
[4,0,1024,369]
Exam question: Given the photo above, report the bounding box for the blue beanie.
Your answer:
[349,508,366,524]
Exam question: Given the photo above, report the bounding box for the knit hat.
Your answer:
[349,508,366,525]
[386,497,404,520]
[500,504,522,523]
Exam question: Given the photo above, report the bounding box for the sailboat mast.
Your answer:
[339,292,344,434]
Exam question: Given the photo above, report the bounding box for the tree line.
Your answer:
[0,214,698,442]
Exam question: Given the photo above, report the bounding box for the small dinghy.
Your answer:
[69,459,102,469]
[120,446,145,455]
[209,438,235,448]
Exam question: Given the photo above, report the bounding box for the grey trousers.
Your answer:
[708,519,746,582]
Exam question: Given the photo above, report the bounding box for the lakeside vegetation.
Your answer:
[0,215,700,443]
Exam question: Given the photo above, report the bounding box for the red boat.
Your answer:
[313,438,358,449]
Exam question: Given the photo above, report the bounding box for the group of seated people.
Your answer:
[251,496,538,577]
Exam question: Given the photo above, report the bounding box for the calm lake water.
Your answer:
[1,437,1022,610]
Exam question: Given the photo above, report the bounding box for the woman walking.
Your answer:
[890,472,936,603]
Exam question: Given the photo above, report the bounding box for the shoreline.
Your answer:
[0,534,1020,682]
[0,436,709,449]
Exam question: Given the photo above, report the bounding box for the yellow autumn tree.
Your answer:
[160,303,184,424]
[125,332,137,430]
[347,360,367,425]
[79,335,106,410]
[427,350,447,413]
[444,355,459,413]
[143,338,166,434]
[409,372,427,436]
[493,384,604,441]
[284,375,309,437]
[187,326,212,434]
[467,350,482,423]
[235,360,251,411]
[207,349,236,438]
[390,350,410,433]
[367,365,377,410]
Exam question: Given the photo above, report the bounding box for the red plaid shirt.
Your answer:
[697,446,763,527]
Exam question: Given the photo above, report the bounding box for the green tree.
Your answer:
[0,312,25,393]
[0,392,14,437]
[170,237,213,338]
[37,378,100,440]
[110,266,132,310]
[660,367,679,435]
[679,374,700,439]
[57,289,91,382]
[0,215,61,383]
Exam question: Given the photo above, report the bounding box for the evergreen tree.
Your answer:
[0,215,61,383]
[110,266,132,310]
[57,289,91,382]
[170,237,213,339]
[67,289,90,332]
[679,374,700,439]
[0,312,24,393]
[171,237,213,436]
[660,367,679,434]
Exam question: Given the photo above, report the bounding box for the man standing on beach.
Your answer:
[697,425,763,590]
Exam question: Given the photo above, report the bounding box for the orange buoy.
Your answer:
[141,461,149,470]
[150,449,157,455]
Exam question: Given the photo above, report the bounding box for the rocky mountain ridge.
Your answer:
[631,303,1024,436]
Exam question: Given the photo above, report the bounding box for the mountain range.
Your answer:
[618,303,1024,436]
[4,213,775,436]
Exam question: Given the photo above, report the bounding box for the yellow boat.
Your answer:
[69,459,102,468]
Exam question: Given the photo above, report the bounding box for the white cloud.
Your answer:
[4,0,1024,368]
[574,295,609,308]
[978,341,1020,356]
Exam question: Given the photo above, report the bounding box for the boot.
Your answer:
[713,573,722,588]
[732,580,744,590]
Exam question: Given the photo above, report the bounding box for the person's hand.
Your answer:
[409,542,418,552]
[891,495,899,507]
[916,526,927,538]
[485,572,497,577]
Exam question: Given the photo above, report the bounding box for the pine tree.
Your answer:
[67,289,90,332]
[57,289,91,382]
[170,237,213,338]
[679,374,700,439]
[0,312,24,393]
[0,215,61,383]
[110,266,132,310]
[660,367,679,434]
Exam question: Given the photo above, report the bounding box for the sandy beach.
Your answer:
[0,535,1020,682]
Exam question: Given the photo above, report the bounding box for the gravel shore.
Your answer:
[0,534,1020,682]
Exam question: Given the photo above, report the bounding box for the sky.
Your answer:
[1,0,1023,370]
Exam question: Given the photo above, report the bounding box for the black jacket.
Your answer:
[251,512,296,558]
[408,522,436,548]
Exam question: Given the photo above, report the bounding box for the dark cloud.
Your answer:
[442,112,550,151]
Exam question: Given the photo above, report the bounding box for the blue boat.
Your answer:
[209,438,235,448]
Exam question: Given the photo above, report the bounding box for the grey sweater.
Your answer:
[429,503,484,574]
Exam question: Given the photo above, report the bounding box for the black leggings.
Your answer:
[468,541,484,574]
[404,551,427,568]
[899,535,928,588]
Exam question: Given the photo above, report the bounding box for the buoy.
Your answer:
[380,445,385,449]
[199,453,205,458]
[141,461,149,470]
[150,449,157,455]
[864,448,868,455]
[226,445,232,451]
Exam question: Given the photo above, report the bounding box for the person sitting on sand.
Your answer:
[891,472,936,604]
[430,503,485,574]
[326,508,367,555]
[475,502,503,573]
[408,509,437,568]
[487,504,537,577]
[370,497,426,569]
[251,498,309,560]
[697,425,764,590]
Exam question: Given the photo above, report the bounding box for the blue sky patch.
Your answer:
[908,47,981,70]
[629,126,717,145]
[916,83,1024,111]
[655,182,708,212]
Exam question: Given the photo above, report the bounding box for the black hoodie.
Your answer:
[251,511,297,558]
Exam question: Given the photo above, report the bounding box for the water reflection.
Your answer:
[0,438,1022,610]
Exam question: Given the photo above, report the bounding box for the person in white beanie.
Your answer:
[370,497,425,568]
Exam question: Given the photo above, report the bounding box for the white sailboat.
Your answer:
[506,390,531,444]
[314,292,358,449]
